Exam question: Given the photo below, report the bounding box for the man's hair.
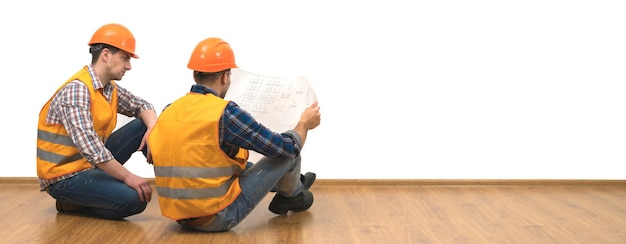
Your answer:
[193,69,230,84]
[89,44,121,65]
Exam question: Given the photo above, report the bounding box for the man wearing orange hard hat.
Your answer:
[36,23,157,220]
[148,37,321,231]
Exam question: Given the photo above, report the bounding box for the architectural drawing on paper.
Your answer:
[226,69,317,133]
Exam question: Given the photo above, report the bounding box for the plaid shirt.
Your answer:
[189,85,302,159]
[39,65,155,191]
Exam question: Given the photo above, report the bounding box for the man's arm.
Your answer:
[113,84,157,157]
[137,108,157,153]
[221,101,321,158]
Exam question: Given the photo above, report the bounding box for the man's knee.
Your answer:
[117,196,148,218]
[128,118,147,134]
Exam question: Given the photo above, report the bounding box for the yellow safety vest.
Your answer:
[149,92,248,220]
[37,66,118,179]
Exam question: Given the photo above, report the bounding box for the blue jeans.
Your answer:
[180,155,305,231]
[47,118,148,220]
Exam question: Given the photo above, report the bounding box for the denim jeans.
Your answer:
[181,154,305,231]
[47,118,148,220]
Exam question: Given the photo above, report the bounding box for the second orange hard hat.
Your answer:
[188,37,237,73]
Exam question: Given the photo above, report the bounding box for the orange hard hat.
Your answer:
[187,37,237,73]
[88,23,138,58]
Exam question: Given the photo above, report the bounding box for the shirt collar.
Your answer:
[87,65,105,90]
[190,84,218,96]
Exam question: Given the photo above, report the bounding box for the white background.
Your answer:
[2,0,625,179]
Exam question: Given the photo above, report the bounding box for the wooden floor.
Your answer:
[1,179,625,243]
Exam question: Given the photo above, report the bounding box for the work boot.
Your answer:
[270,172,316,192]
[56,200,84,213]
[269,189,314,215]
[301,172,316,190]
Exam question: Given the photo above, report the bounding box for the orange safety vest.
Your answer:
[148,92,248,220]
[36,66,118,179]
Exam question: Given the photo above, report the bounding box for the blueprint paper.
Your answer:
[225,68,317,162]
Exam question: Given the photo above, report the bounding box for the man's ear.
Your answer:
[101,48,110,62]
[220,72,228,85]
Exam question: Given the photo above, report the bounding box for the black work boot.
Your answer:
[268,189,314,215]
[301,172,316,190]
[56,200,84,213]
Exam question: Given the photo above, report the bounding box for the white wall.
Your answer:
[2,0,625,179]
